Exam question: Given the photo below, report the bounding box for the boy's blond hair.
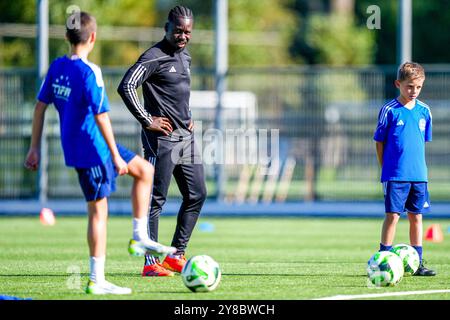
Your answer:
[397,62,425,81]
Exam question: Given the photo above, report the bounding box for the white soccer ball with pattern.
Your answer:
[181,255,221,292]
[390,244,420,276]
[367,251,404,287]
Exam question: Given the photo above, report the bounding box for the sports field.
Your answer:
[1,216,449,300]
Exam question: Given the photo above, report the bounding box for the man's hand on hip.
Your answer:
[148,117,173,136]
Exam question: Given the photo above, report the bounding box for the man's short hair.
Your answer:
[397,62,425,81]
[167,5,193,22]
[66,11,97,45]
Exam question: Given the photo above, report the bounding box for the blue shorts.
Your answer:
[384,181,431,215]
[75,144,136,202]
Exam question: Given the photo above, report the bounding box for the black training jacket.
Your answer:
[117,38,192,135]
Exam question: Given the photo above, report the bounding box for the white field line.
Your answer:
[315,289,450,300]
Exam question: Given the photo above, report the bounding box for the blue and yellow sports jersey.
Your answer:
[38,55,110,168]
[373,98,432,182]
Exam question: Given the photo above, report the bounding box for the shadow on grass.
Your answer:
[222,273,367,277]
[0,273,141,278]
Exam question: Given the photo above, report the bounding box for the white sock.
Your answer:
[89,256,105,284]
[133,217,149,241]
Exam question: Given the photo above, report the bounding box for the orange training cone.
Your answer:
[40,207,56,226]
[424,224,443,243]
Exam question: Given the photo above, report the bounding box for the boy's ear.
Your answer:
[90,31,96,43]
[164,22,169,32]
[394,79,401,88]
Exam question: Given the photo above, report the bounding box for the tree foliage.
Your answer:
[160,0,298,67]
[1,0,298,68]
[287,0,375,65]
[302,13,374,65]
[1,0,159,67]
[2,0,450,67]
[354,0,450,64]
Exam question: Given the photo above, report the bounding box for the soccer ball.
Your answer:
[367,251,404,287]
[390,244,420,276]
[181,255,221,292]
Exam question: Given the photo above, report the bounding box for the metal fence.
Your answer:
[1,65,450,202]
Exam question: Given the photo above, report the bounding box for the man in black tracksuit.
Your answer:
[117,6,207,276]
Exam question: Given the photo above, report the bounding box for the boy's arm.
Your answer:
[83,66,128,175]
[94,112,128,176]
[375,141,384,167]
[24,101,48,170]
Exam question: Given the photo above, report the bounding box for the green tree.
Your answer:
[302,14,374,65]
[158,0,298,68]
[227,0,297,67]
[0,0,157,67]
[49,0,158,66]
[1,0,298,68]
[48,0,157,26]
[288,0,375,65]
[0,0,35,67]
[0,0,35,23]
[355,0,450,64]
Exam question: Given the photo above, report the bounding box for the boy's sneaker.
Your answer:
[142,263,174,277]
[414,260,436,276]
[85,280,132,295]
[162,254,187,273]
[128,239,177,257]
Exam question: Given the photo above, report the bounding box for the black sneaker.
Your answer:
[414,260,436,276]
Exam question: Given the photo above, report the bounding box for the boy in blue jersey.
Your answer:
[24,12,176,295]
[374,62,435,276]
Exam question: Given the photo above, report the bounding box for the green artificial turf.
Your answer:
[0,216,449,300]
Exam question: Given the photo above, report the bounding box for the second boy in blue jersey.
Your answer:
[374,61,435,276]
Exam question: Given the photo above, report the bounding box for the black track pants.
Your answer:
[142,130,207,254]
